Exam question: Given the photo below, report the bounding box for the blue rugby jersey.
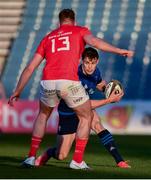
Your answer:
[58,64,102,115]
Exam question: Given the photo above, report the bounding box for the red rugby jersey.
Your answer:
[36,24,91,80]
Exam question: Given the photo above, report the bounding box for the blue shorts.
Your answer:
[57,114,79,135]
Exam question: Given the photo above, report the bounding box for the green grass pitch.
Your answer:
[0,134,151,179]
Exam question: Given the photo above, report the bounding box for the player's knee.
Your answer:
[91,120,105,133]
[40,101,53,117]
[91,120,96,131]
[57,152,68,160]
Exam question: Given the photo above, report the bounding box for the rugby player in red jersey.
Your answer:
[8,9,134,169]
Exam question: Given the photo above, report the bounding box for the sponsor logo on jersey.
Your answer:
[73,97,83,104]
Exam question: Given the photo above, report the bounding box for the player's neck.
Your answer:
[60,20,75,26]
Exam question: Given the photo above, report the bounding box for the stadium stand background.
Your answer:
[1,0,151,100]
[0,0,25,75]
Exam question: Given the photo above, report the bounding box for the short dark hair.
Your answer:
[59,9,75,23]
[82,47,99,60]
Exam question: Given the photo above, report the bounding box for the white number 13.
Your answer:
[51,36,70,53]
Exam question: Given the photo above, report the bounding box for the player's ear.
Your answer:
[96,59,99,64]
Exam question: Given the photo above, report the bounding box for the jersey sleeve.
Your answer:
[35,36,47,58]
[97,69,103,84]
[80,26,92,37]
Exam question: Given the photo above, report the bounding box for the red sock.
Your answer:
[28,136,42,157]
[72,138,88,163]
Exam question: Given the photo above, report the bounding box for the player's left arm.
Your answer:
[90,89,124,109]
[84,34,134,57]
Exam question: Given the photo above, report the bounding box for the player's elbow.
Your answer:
[89,37,106,50]
[89,37,100,48]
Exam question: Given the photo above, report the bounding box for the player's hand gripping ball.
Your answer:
[104,80,123,98]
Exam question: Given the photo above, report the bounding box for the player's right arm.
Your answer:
[83,34,134,58]
[8,53,43,106]
[90,89,124,109]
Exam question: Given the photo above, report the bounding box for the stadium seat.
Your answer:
[0,0,25,77]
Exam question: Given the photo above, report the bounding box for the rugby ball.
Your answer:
[104,80,123,98]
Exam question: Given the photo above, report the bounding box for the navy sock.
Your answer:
[47,147,57,159]
[98,129,123,163]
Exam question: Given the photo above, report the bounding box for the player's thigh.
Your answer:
[58,114,79,135]
[40,80,60,107]
[56,134,75,159]
[91,110,105,133]
[73,99,92,119]
[56,80,89,108]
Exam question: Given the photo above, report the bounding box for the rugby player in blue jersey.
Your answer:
[35,47,130,169]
